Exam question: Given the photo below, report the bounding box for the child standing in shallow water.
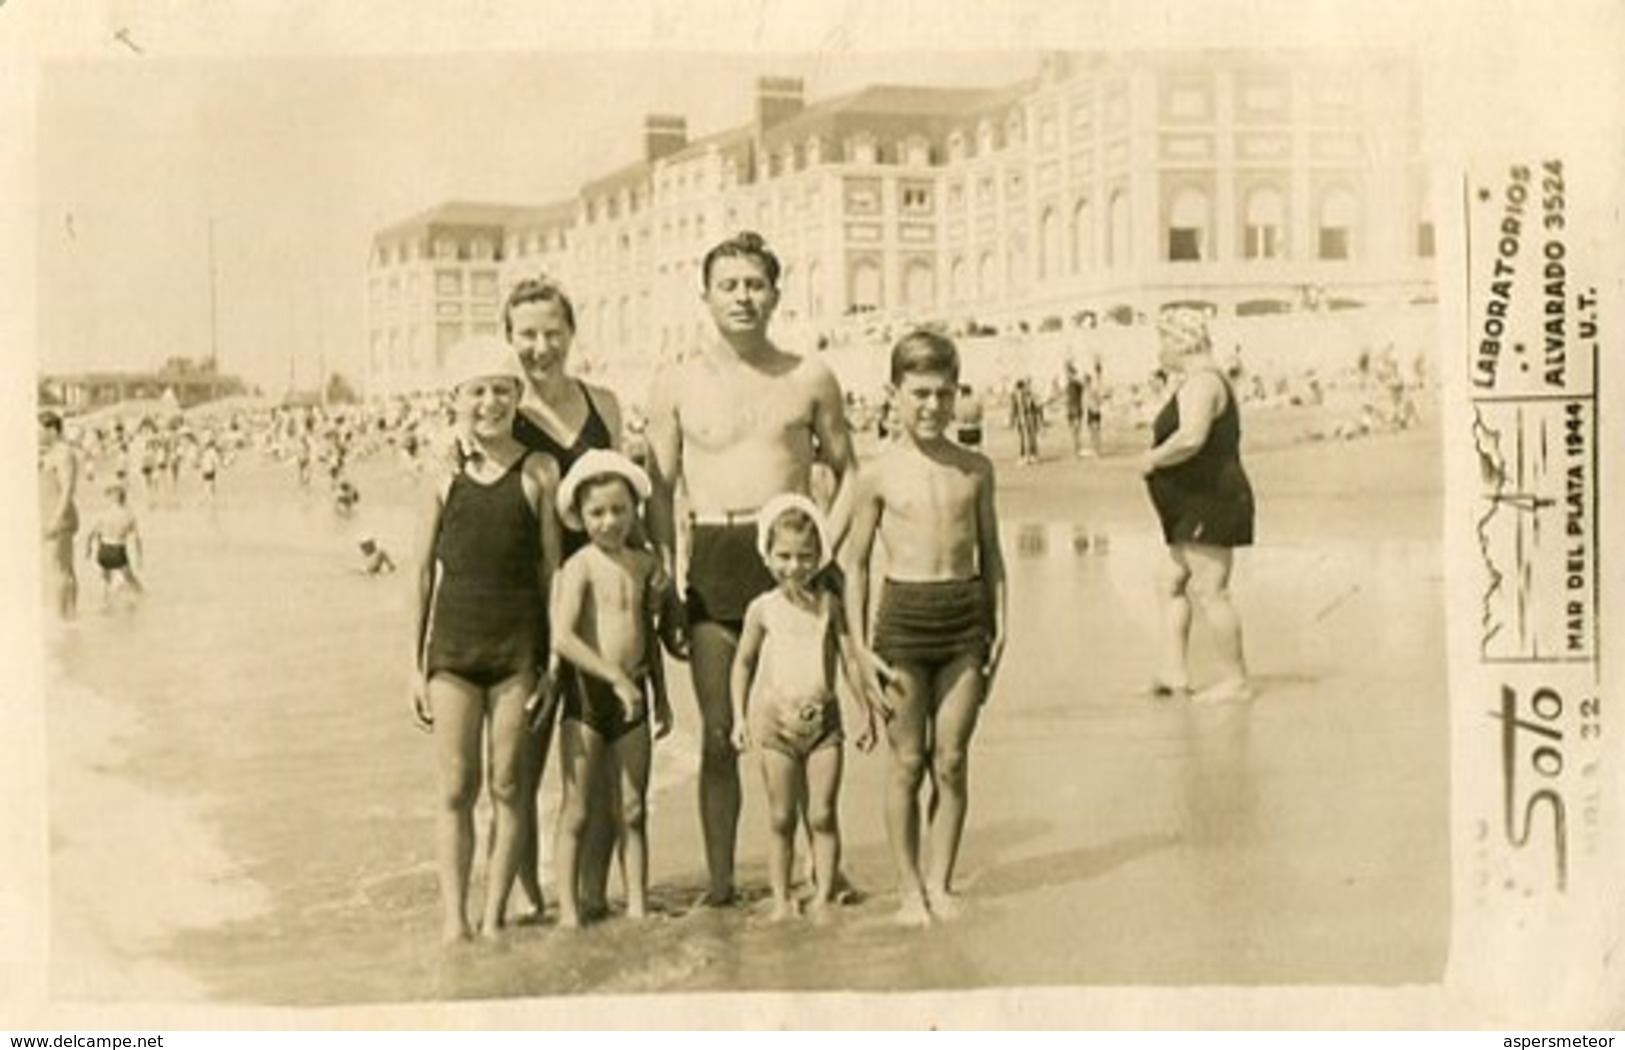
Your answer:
[731,495,877,921]
[84,482,144,605]
[409,336,560,944]
[550,449,673,927]
[841,330,1008,926]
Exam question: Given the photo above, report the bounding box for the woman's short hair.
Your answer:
[1156,307,1212,357]
[503,276,577,337]
[701,230,781,289]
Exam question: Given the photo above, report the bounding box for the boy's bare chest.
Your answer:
[882,461,979,520]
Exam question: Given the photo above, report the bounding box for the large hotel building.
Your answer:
[365,50,1432,396]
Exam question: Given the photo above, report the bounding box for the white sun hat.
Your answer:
[443,334,524,393]
[756,493,833,570]
[556,448,652,531]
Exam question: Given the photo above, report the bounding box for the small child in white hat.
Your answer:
[729,493,878,922]
[550,448,674,927]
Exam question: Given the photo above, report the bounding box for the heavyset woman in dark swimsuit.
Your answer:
[1138,307,1255,705]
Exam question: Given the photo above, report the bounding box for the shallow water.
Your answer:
[47,478,1449,1003]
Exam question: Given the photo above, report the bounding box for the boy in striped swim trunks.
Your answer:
[841,330,1008,926]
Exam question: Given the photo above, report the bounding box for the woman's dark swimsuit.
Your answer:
[513,383,613,559]
[95,542,129,571]
[424,454,545,688]
[1146,376,1255,548]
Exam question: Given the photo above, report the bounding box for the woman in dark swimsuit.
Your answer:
[1138,308,1255,704]
[501,277,629,924]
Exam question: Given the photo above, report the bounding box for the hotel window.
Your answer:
[1167,188,1209,262]
[1417,221,1435,258]
[977,121,996,155]
[902,136,931,167]
[1038,114,1058,151]
[948,181,965,210]
[470,238,493,261]
[433,237,457,261]
[1069,96,1092,136]
[1107,189,1130,268]
[976,175,995,207]
[1004,111,1024,146]
[1317,187,1357,260]
[845,178,882,215]
[1238,72,1290,121]
[1165,77,1213,123]
[1243,186,1286,259]
[901,184,932,214]
[948,131,967,162]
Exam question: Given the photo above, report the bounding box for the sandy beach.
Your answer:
[42,406,1446,1005]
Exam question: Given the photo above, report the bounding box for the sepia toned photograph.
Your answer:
[7,0,1622,1031]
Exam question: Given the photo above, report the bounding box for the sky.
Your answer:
[35,51,1040,392]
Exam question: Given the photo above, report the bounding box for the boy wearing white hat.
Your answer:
[550,448,673,927]
[407,335,562,944]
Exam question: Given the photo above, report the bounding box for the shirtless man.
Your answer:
[39,411,80,621]
[646,231,856,906]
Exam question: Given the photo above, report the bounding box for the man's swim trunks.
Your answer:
[685,519,775,633]
[872,577,992,674]
[95,542,129,571]
[559,663,648,742]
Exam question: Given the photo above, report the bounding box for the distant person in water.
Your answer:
[85,482,144,606]
[357,535,396,576]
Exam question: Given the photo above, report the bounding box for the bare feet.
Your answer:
[806,897,835,926]
[1193,679,1254,705]
[556,908,582,930]
[895,893,932,927]
[441,920,474,946]
[626,899,649,920]
[767,898,799,923]
[693,887,738,910]
[925,888,963,920]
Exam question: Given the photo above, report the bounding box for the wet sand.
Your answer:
[44,410,1446,1004]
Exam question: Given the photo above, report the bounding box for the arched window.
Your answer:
[1318,187,1357,259]
[948,130,967,161]
[1107,190,1130,268]
[1244,185,1286,259]
[977,120,996,155]
[1167,187,1208,262]
[950,256,968,302]
[850,258,882,311]
[1007,237,1027,292]
[1071,197,1092,274]
[977,250,997,299]
[903,259,934,309]
[1039,205,1062,281]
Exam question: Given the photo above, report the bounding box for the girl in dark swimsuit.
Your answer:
[1138,308,1255,705]
[409,336,561,943]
